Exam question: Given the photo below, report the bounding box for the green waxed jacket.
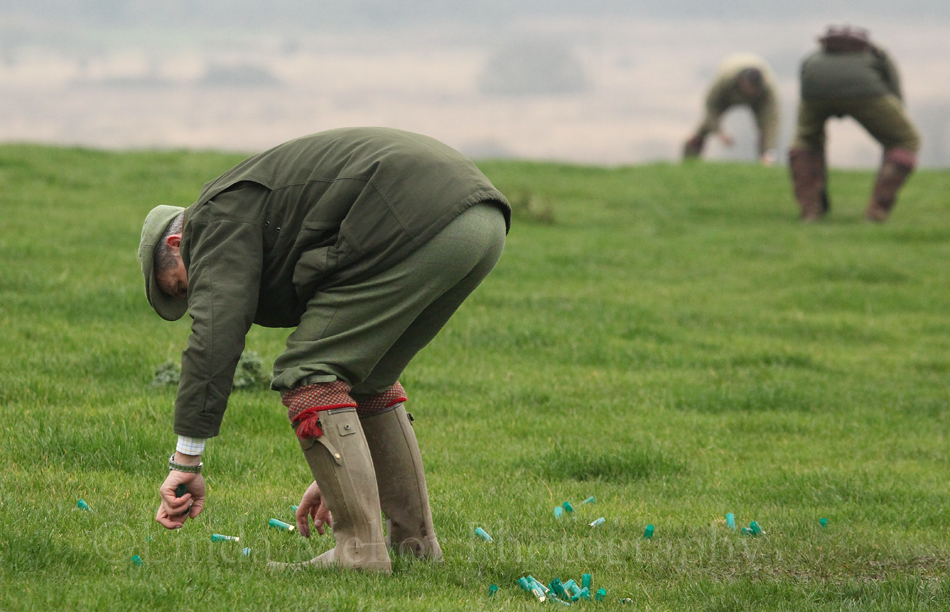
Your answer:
[174,127,511,438]
[800,47,902,101]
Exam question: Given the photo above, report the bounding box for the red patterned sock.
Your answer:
[355,382,408,417]
[281,381,357,439]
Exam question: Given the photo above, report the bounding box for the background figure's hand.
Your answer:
[760,150,776,166]
[683,133,705,158]
[156,471,206,529]
[296,481,332,538]
[718,131,735,147]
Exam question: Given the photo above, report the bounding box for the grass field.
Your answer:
[2,145,950,611]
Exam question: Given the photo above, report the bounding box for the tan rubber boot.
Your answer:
[269,408,391,572]
[789,148,828,222]
[360,404,443,560]
[865,148,916,222]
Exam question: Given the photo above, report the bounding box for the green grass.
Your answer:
[2,144,950,610]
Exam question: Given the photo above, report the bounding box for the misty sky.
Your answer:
[1,1,948,166]
[4,0,949,28]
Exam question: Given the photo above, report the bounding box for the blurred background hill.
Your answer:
[1,0,948,166]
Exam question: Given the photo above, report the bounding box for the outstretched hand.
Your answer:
[156,471,206,529]
[296,481,332,538]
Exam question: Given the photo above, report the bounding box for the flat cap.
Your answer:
[138,205,187,321]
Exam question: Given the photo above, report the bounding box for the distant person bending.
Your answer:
[683,54,781,165]
[789,25,920,222]
[138,127,510,572]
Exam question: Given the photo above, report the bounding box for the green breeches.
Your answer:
[792,94,920,152]
[271,203,506,396]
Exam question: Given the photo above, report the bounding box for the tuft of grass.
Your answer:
[231,350,273,390]
[151,360,181,386]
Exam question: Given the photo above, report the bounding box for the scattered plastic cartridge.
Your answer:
[820,517,828,527]
[549,577,569,600]
[582,573,592,589]
[749,521,763,536]
[562,501,575,513]
[474,527,493,542]
[589,517,605,528]
[211,534,240,543]
[131,555,143,566]
[488,584,498,597]
[269,518,295,531]
[595,588,607,601]
[518,577,545,602]
[572,587,591,601]
[529,584,546,602]
[581,496,596,505]
[527,576,549,593]
[77,500,92,512]
[725,513,735,529]
[643,524,654,539]
[554,506,564,519]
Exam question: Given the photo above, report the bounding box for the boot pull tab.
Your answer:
[407,412,414,425]
[315,433,344,465]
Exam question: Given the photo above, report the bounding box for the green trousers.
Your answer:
[271,203,506,399]
[792,93,920,152]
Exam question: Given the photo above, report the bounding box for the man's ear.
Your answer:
[165,234,182,250]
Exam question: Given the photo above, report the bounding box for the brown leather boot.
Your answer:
[269,408,391,572]
[865,148,916,222]
[789,148,828,222]
[360,404,443,561]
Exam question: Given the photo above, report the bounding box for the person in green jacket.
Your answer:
[138,127,511,572]
[683,54,781,165]
[789,25,920,222]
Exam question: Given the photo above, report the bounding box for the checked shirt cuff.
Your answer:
[176,436,206,456]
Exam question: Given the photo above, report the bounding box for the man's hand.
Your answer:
[296,481,332,538]
[717,131,735,147]
[156,458,206,529]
